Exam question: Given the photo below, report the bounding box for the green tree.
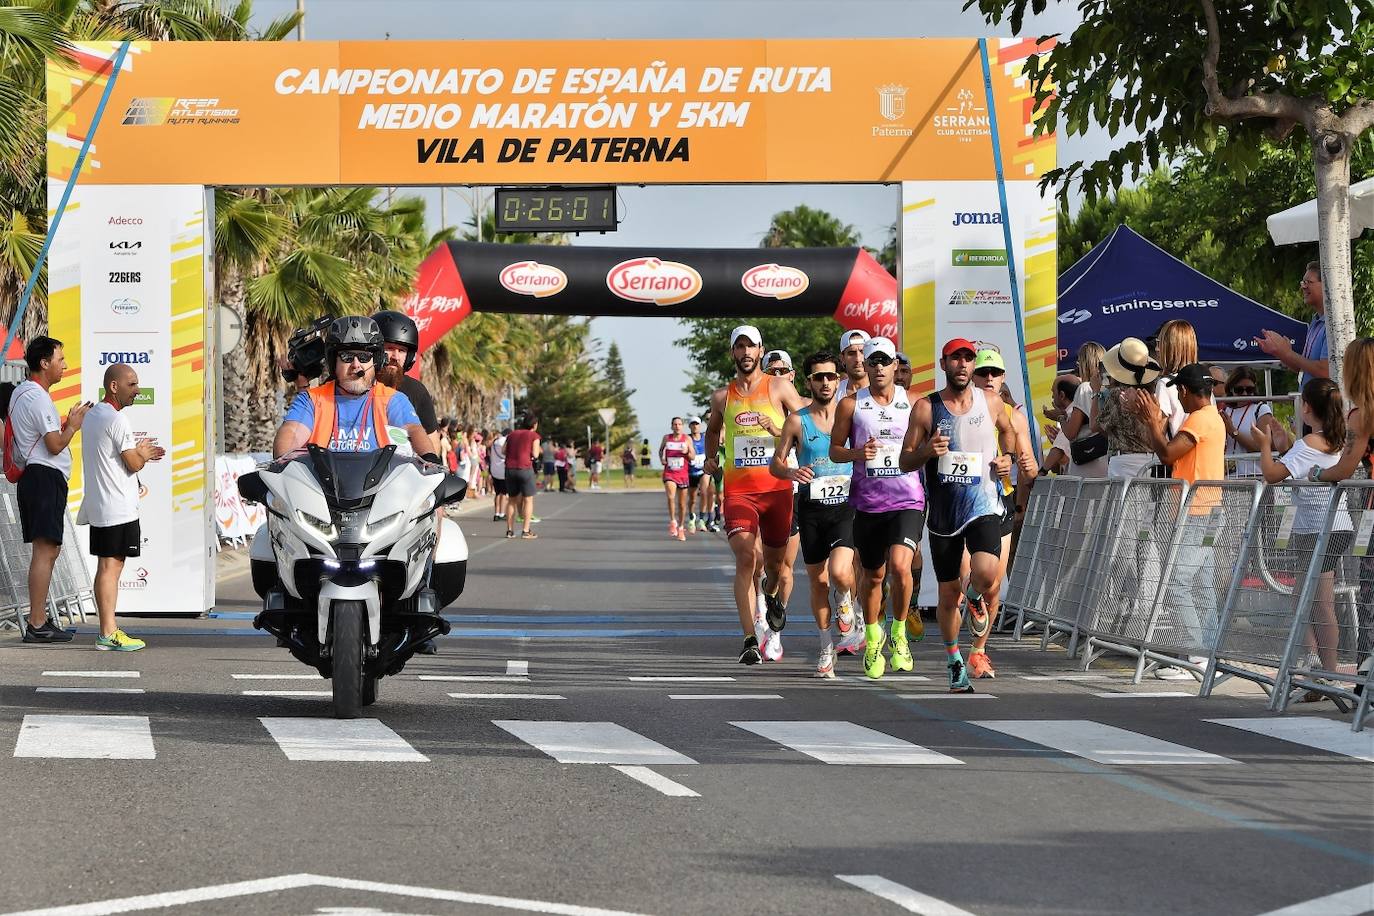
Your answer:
[519,315,615,447]
[599,341,638,452]
[965,0,1374,380]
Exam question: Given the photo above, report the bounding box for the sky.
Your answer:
[250,0,1111,436]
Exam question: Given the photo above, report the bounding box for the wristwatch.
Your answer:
[1307,465,1324,482]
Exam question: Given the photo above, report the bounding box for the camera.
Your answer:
[281,315,335,383]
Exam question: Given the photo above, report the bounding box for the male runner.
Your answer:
[830,337,926,679]
[686,417,708,532]
[765,349,802,637]
[892,350,925,640]
[900,338,1015,692]
[703,325,807,665]
[837,329,871,399]
[771,351,863,677]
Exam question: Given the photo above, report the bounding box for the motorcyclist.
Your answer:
[371,309,442,455]
[272,315,436,460]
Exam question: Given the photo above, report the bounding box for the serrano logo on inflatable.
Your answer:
[499,260,568,298]
[607,257,702,306]
[741,263,809,300]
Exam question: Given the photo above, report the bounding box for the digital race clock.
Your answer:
[494,187,617,233]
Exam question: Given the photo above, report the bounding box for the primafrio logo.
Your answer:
[98,349,152,366]
[607,257,702,306]
[741,263,809,300]
[1059,308,1093,325]
[499,260,567,298]
[111,298,141,316]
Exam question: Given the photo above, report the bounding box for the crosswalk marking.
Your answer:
[731,721,964,765]
[493,720,696,765]
[628,676,734,682]
[1091,691,1193,698]
[1208,717,1374,763]
[14,714,155,759]
[506,660,529,676]
[259,717,428,762]
[899,694,997,700]
[35,687,145,694]
[418,675,531,683]
[41,670,139,678]
[231,673,324,680]
[447,693,565,700]
[1019,674,1112,681]
[611,765,701,797]
[836,875,977,915]
[1255,882,1374,916]
[242,690,332,698]
[669,694,782,700]
[971,720,1236,766]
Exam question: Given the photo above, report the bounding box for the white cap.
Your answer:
[763,349,793,370]
[863,336,897,361]
[839,329,871,352]
[730,324,762,347]
[688,416,702,425]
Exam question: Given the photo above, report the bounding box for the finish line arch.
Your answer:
[45,38,1058,614]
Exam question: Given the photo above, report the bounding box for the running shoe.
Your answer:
[676,528,686,542]
[668,520,679,538]
[863,627,887,679]
[905,613,925,642]
[505,530,515,539]
[761,578,787,632]
[738,636,762,665]
[762,628,784,662]
[706,521,720,533]
[888,631,913,673]
[687,517,697,534]
[520,531,538,540]
[968,650,996,679]
[22,618,73,643]
[95,629,145,652]
[965,587,990,639]
[815,643,836,679]
[836,620,865,655]
[947,655,975,693]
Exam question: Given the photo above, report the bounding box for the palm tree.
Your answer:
[761,204,860,249]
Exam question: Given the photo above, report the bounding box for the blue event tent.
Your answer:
[1057,224,1308,370]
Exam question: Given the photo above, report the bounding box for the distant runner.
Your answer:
[659,417,695,541]
[837,329,870,399]
[686,417,708,532]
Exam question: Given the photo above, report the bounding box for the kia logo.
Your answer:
[1058,309,1092,325]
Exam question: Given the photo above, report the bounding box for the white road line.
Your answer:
[418,675,532,683]
[241,690,332,698]
[1019,674,1112,681]
[836,874,977,915]
[1208,717,1374,763]
[14,715,155,759]
[627,676,735,682]
[1091,691,1193,698]
[231,674,324,680]
[731,721,964,765]
[447,693,565,700]
[611,765,701,797]
[669,694,782,700]
[1255,882,1374,916]
[971,720,1237,766]
[41,670,140,678]
[493,720,696,765]
[35,687,145,695]
[899,694,997,700]
[259,717,428,762]
[506,660,529,676]
[0,872,655,916]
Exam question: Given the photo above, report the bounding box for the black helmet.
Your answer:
[371,309,420,371]
[325,315,385,374]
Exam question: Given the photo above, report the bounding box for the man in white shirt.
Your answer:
[80,363,164,651]
[490,427,509,521]
[8,337,90,643]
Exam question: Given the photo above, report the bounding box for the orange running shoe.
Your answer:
[968,650,996,679]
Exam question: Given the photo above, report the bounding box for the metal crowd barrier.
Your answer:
[1011,475,1374,731]
[0,477,93,633]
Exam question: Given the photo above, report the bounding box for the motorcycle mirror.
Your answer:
[439,473,467,506]
[237,471,269,505]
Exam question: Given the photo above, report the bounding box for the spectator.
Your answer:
[639,438,651,468]
[79,363,165,651]
[1128,362,1226,673]
[437,417,454,471]
[1041,376,1080,474]
[565,441,579,492]
[554,441,569,491]
[1099,337,1162,479]
[9,336,91,643]
[588,439,605,490]
[1063,342,1107,477]
[1154,319,1198,440]
[540,437,556,492]
[503,414,541,539]
[1220,365,1289,477]
[1255,377,1352,686]
[1257,260,1328,387]
[490,426,509,522]
[622,442,636,487]
[1314,337,1374,483]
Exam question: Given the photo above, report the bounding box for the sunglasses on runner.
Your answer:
[974,368,1005,378]
[865,354,895,367]
[337,351,375,365]
[766,367,792,376]
[808,371,840,382]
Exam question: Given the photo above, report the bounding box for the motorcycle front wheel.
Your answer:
[331,600,366,719]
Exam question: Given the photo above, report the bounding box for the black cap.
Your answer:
[1167,363,1218,392]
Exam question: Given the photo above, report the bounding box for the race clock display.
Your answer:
[494,187,617,233]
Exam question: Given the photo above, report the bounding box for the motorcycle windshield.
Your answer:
[303,444,399,510]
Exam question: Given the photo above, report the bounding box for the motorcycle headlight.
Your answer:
[364,512,402,539]
[295,509,338,542]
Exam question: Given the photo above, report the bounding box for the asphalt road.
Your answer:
[1,491,1371,916]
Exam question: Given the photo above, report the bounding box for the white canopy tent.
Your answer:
[1267,176,1374,245]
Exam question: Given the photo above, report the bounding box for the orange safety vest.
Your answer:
[306,382,397,450]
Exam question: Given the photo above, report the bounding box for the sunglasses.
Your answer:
[809,371,840,382]
[337,351,375,365]
[865,355,895,367]
[1231,385,1256,395]
[766,367,792,376]
[974,368,1005,378]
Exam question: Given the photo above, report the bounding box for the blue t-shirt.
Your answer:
[284,387,422,452]
[1301,314,1328,388]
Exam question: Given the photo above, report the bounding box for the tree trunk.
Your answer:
[1313,119,1356,387]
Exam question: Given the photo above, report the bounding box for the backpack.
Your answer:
[3,385,42,483]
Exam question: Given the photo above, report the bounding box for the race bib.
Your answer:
[866,440,901,478]
[809,474,851,505]
[667,456,686,471]
[939,450,982,484]
[734,436,773,468]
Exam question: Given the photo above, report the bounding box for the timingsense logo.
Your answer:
[123,97,240,126]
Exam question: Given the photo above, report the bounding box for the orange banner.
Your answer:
[49,39,1052,186]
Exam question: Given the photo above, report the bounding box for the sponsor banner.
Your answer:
[48,39,1053,186]
[899,179,1056,427]
[50,184,209,614]
[401,241,896,337]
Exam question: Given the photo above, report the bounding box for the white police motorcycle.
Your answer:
[238,444,468,718]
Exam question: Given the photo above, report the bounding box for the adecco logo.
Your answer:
[499,260,567,298]
[111,298,141,317]
[742,263,809,300]
[607,257,702,306]
[1059,309,1092,325]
